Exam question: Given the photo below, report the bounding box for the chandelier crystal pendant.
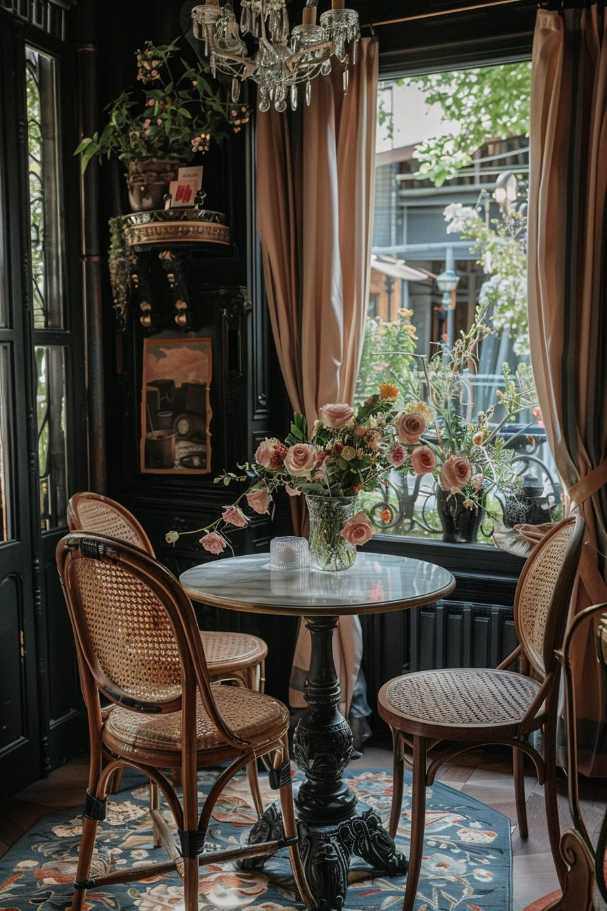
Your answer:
[191,0,360,113]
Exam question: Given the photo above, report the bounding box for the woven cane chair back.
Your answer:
[57,533,204,714]
[68,493,154,556]
[514,515,584,678]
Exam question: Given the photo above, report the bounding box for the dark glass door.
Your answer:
[0,16,87,797]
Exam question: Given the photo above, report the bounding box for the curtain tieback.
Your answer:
[570,460,607,505]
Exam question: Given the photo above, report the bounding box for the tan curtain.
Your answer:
[256,39,379,715]
[528,4,607,776]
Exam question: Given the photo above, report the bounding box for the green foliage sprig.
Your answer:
[75,39,229,173]
[379,62,531,187]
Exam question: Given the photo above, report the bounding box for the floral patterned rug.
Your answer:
[0,768,511,911]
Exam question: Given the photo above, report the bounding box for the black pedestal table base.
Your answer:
[240,616,407,910]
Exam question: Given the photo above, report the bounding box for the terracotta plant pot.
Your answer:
[436,486,485,544]
[127,159,180,212]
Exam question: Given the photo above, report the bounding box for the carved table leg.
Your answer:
[293,618,357,825]
[241,616,406,910]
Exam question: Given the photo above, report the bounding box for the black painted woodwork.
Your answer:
[0,5,88,798]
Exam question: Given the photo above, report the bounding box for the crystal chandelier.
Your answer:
[191,0,361,113]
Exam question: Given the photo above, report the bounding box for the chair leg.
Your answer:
[71,813,100,911]
[149,780,162,848]
[247,759,264,818]
[71,754,105,911]
[277,754,314,910]
[390,729,405,839]
[513,747,528,840]
[543,717,566,887]
[403,736,428,911]
[183,857,200,911]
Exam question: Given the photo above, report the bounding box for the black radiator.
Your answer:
[362,600,518,735]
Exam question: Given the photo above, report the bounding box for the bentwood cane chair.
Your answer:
[56,533,313,911]
[378,515,585,911]
[68,492,269,813]
[68,493,268,692]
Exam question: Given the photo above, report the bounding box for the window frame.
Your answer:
[0,4,89,782]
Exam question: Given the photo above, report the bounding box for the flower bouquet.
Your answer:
[167,386,416,571]
[383,307,536,543]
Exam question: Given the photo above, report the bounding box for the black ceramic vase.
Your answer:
[436,486,484,544]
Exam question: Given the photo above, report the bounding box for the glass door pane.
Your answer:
[35,345,68,531]
[25,46,63,329]
[0,345,13,542]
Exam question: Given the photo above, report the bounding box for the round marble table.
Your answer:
[181,552,455,911]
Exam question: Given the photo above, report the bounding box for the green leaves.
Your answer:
[74,136,99,174]
[73,36,232,170]
[387,62,532,188]
[286,413,309,445]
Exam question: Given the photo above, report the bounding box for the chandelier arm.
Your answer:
[287,42,334,71]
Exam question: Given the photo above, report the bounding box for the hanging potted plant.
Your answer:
[75,39,229,211]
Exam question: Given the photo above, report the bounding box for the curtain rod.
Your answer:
[365,0,527,29]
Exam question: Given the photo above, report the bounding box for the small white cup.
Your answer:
[270,536,310,571]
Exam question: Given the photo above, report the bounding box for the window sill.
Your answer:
[364,532,525,583]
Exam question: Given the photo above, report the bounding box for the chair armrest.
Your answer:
[497,645,521,670]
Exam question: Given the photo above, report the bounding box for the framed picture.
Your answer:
[140,336,213,475]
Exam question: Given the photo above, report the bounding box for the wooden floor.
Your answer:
[1,745,606,910]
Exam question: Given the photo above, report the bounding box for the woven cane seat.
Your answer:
[202,631,267,673]
[379,668,543,736]
[104,684,288,755]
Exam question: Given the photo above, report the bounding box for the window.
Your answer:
[358,62,559,542]
[25,45,69,529]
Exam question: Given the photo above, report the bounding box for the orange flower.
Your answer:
[379,383,399,401]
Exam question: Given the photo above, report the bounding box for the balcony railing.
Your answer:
[361,425,560,543]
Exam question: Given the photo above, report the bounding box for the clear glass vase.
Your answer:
[306,495,358,572]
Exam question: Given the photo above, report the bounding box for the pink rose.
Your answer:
[411,445,437,475]
[284,443,317,477]
[285,485,301,497]
[246,487,271,515]
[222,505,248,528]
[200,532,227,555]
[340,511,375,547]
[389,444,407,468]
[471,473,484,492]
[319,403,354,429]
[440,455,472,493]
[255,437,287,471]
[395,411,427,445]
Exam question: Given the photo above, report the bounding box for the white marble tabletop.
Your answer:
[180,552,455,617]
